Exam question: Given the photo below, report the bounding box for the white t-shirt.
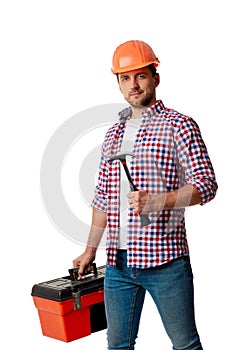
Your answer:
[119,119,141,249]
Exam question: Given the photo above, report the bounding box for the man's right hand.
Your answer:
[72,249,96,278]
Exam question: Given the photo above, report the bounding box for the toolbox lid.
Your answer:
[31,266,105,302]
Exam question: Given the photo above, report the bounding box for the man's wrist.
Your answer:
[85,246,97,254]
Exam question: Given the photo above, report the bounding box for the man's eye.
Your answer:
[121,76,129,82]
[138,74,146,79]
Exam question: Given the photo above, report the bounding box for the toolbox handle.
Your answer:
[68,263,97,281]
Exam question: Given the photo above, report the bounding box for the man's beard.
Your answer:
[126,91,155,108]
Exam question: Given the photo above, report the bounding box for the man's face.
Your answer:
[118,67,159,108]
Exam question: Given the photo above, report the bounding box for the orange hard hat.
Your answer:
[111,40,160,74]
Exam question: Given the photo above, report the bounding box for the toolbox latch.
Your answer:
[72,289,82,310]
[69,263,98,310]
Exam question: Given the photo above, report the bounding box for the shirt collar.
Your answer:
[119,100,165,123]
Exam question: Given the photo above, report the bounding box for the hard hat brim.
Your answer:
[111,61,159,74]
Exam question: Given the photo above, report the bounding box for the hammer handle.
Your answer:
[139,213,151,227]
[121,161,151,227]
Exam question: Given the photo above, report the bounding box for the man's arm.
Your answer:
[72,208,107,276]
[128,184,202,214]
[129,116,218,213]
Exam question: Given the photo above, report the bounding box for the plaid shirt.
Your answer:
[92,100,217,268]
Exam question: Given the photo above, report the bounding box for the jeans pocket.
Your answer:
[116,249,127,270]
[182,256,194,281]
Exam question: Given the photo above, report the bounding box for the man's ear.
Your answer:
[116,74,122,92]
[154,73,160,88]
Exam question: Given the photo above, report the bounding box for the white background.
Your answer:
[1,0,232,349]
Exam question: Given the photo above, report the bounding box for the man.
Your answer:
[73,40,218,350]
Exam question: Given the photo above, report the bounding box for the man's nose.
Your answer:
[130,77,140,90]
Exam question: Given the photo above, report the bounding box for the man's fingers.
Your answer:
[127,190,150,214]
[72,258,80,268]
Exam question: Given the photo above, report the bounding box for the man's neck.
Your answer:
[130,100,157,119]
[131,105,147,119]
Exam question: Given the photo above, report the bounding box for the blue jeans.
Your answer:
[104,250,203,350]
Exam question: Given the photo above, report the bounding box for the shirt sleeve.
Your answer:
[175,117,218,205]
[91,152,109,212]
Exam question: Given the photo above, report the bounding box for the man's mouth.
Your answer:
[129,91,143,97]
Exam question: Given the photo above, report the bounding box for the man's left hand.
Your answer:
[127,190,165,214]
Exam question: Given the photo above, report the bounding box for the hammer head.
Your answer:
[107,152,137,163]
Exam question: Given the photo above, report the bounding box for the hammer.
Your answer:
[108,152,151,226]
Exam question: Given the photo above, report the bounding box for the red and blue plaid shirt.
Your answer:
[92,100,217,268]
